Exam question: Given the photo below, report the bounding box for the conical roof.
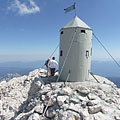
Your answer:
[63,16,91,29]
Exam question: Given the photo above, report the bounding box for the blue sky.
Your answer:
[0,0,120,62]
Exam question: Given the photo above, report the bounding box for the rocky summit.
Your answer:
[0,68,120,120]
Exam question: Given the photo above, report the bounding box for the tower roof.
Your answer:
[63,16,91,29]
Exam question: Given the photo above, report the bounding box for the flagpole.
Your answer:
[74,0,77,16]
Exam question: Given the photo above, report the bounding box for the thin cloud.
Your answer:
[8,0,40,15]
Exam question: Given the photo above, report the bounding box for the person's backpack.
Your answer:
[45,60,49,67]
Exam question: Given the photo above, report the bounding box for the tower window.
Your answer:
[60,50,63,56]
[81,30,86,33]
[91,48,92,56]
[61,31,64,34]
[86,51,89,57]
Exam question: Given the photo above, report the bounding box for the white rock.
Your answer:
[77,86,90,95]
[29,80,43,95]
[0,100,2,112]
[59,87,73,95]
[68,103,79,113]
[61,104,69,110]
[93,75,115,86]
[41,86,51,94]
[88,104,102,114]
[81,101,87,108]
[101,106,110,114]
[41,95,46,101]
[57,110,80,120]
[0,80,6,86]
[99,84,112,94]
[56,110,68,120]
[67,111,80,120]
[46,107,56,119]
[77,95,88,102]
[70,98,79,103]
[105,97,116,104]
[0,115,5,120]
[94,90,106,100]
[28,113,40,120]
[57,96,69,106]
[114,115,120,120]
[80,109,90,120]
[34,104,44,114]
[46,91,57,97]
[88,93,98,100]
[117,89,120,95]
[39,68,47,73]
[87,99,101,106]
[29,69,39,77]
[92,112,112,120]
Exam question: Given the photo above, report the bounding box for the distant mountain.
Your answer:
[0,60,45,68]
[0,60,45,77]
[0,73,21,82]
[0,67,35,76]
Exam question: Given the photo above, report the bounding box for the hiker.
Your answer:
[45,58,50,76]
[48,57,58,76]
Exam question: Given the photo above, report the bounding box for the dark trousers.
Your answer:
[50,68,55,76]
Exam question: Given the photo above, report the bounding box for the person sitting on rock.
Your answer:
[48,57,58,76]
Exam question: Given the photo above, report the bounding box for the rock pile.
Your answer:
[0,68,120,120]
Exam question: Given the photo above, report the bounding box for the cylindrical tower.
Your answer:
[59,16,92,82]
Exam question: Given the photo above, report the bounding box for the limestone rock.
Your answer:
[29,79,43,96]
[34,104,44,114]
[46,107,56,119]
[0,115,5,120]
[56,110,81,120]
[88,104,102,114]
[93,89,106,100]
[28,113,40,120]
[0,68,120,120]
[59,87,73,95]
[77,95,88,102]
[80,109,90,120]
[114,115,120,120]
[76,86,90,95]
[41,95,46,101]
[70,98,79,104]
[88,93,98,100]
[92,112,110,120]
[87,98,101,106]
[68,103,80,113]
[57,95,69,106]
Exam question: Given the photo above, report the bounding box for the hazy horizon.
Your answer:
[0,60,120,77]
[0,60,120,88]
